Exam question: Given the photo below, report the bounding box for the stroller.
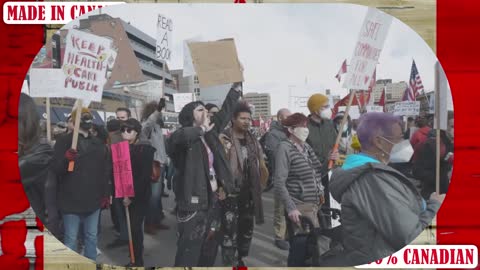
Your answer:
[292,206,344,266]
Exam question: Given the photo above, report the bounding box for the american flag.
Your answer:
[403,60,424,101]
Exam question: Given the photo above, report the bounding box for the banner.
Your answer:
[29,68,64,97]
[393,101,420,116]
[188,38,244,88]
[62,29,116,102]
[156,14,173,61]
[111,141,135,198]
[366,105,384,112]
[343,8,392,90]
[339,105,361,119]
[173,93,194,113]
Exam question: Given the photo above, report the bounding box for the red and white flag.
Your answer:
[403,60,424,101]
[378,87,386,111]
[335,59,347,82]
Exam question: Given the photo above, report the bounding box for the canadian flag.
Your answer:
[378,87,386,112]
[335,59,347,82]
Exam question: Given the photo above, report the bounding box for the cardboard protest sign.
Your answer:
[394,101,420,116]
[343,8,392,90]
[29,68,64,97]
[188,39,244,88]
[111,141,135,198]
[366,105,384,112]
[339,105,361,119]
[173,93,194,113]
[62,29,116,103]
[156,14,173,61]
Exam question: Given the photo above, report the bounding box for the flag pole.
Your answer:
[68,99,83,172]
[435,62,441,195]
[46,98,52,143]
[328,89,356,169]
[125,204,135,264]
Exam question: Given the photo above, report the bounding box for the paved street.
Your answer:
[97,188,288,267]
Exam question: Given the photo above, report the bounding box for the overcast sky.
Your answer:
[71,4,443,114]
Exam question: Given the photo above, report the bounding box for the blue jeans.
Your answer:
[63,209,100,261]
[146,168,165,225]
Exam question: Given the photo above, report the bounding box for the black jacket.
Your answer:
[167,88,240,212]
[128,141,155,211]
[19,143,53,221]
[52,132,111,214]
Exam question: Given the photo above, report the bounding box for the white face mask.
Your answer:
[389,140,414,163]
[292,127,310,142]
[320,109,332,120]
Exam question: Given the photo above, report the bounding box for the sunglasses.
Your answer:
[121,127,135,133]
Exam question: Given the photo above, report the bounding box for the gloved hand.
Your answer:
[100,197,110,209]
[64,149,78,161]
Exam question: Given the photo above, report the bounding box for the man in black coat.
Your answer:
[167,83,242,266]
[52,108,111,261]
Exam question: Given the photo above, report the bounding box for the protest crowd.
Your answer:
[18,82,452,267]
[17,8,452,268]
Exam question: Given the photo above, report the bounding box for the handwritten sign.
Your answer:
[188,39,244,88]
[394,101,420,116]
[173,93,194,113]
[343,8,392,90]
[62,29,116,102]
[156,14,173,61]
[111,141,135,198]
[366,105,384,113]
[339,105,361,119]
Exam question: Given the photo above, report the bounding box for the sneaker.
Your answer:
[274,239,290,250]
[155,223,170,230]
[145,224,157,235]
[106,239,128,249]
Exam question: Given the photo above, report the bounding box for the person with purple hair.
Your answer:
[329,112,444,266]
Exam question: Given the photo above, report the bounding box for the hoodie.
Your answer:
[329,153,440,266]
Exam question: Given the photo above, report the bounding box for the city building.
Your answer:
[243,92,272,119]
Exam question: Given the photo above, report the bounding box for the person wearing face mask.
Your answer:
[306,94,338,214]
[412,117,454,200]
[51,107,111,261]
[167,83,242,266]
[329,112,444,266]
[274,113,325,266]
[119,118,155,267]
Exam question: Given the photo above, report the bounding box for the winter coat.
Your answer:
[19,143,53,220]
[330,153,440,266]
[412,131,453,199]
[128,141,155,213]
[274,140,324,213]
[52,132,111,214]
[263,121,287,175]
[306,117,337,165]
[167,88,240,212]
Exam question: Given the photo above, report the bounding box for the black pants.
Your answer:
[220,189,254,265]
[174,209,209,266]
[128,203,146,266]
[198,193,222,267]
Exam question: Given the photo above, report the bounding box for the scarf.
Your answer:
[227,128,265,224]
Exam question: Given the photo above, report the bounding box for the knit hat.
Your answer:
[307,94,329,113]
[70,107,91,121]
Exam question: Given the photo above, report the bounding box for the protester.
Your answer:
[332,112,354,166]
[274,113,325,266]
[412,117,454,199]
[167,83,242,266]
[18,93,54,222]
[51,107,111,261]
[329,112,444,266]
[205,103,220,119]
[263,108,291,250]
[221,101,268,266]
[106,119,129,249]
[120,118,155,267]
[116,107,131,121]
[306,93,338,210]
[140,99,170,234]
[410,116,431,157]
